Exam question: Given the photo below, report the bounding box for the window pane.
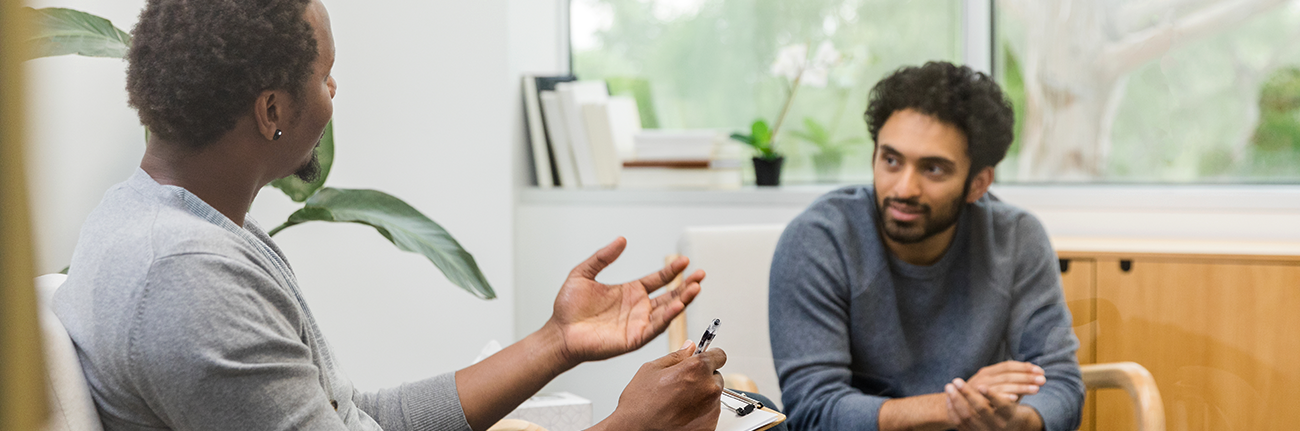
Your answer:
[572,0,963,184]
[996,0,1300,183]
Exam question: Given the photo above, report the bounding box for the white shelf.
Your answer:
[518,185,845,206]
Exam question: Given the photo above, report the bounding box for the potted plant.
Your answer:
[791,117,864,183]
[26,7,495,299]
[731,41,841,186]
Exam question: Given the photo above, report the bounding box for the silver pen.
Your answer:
[694,318,721,355]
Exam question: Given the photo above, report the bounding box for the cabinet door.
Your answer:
[1060,258,1096,431]
[1095,258,1300,431]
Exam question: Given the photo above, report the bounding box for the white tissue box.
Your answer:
[501,392,592,431]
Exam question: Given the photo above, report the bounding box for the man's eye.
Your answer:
[926,165,945,175]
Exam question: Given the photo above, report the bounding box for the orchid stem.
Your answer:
[771,72,802,148]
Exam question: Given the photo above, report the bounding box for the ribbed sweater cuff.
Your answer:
[401,372,472,431]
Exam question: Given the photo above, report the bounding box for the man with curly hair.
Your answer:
[53,1,728,430]
[769,62,1084,431]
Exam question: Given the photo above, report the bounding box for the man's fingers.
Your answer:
[570,237,628,279]
[946,383,974,419]
[635,256,690,293]
[983,371,1047,386]
[988,361,1044,376]
[989,383,1040,396]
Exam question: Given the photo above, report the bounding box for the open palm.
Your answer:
[549,237,705,363]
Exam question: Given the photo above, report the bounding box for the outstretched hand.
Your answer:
[547,237,705,365]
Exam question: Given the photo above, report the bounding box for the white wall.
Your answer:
[26,0,518,393]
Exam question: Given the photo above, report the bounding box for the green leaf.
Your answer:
[751,119,772,148]
[22,7,131,60]
[269,121,334,202]
[269,188,495,299]
[729,132,755,146]
[803,117,829,143]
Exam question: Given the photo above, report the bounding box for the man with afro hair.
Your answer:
[769,61,1084,431]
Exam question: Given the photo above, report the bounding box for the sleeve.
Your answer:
[353,372,473,431]
[1007,216,1086,431]
[131,253,347,431]
[769,218,887,431]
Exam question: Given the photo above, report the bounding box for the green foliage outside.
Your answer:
[572,0,962,184]
[995,5,1300,183]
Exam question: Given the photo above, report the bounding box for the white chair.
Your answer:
[664,225,1166,431]
[34,273,104,431]
[666,224,786,406]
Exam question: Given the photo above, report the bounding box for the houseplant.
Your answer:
[790,117,864,183]
[24,7,495,299]
[731,41,841,186]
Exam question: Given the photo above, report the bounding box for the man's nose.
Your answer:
[892,167,922,199]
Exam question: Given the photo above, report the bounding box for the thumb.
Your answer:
[652,340,695,367]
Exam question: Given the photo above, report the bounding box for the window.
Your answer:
[570,0,965,184]
[995,0,1300,183]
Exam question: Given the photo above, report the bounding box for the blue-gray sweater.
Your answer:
[769,186,1083,431]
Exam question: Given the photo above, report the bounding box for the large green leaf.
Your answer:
[269,121,334,202]
[268,188,495,299]
[22,7,131,60]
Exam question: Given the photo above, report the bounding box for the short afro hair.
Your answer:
[126,0,318,149]
[864,61,1015,176]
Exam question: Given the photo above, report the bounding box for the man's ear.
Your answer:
[253,90,283,141]
[966,166,995,203]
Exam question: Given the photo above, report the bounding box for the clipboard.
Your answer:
[717,391,785,431]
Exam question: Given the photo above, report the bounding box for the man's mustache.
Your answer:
[883,197,929,214]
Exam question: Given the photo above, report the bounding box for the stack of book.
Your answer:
[522,75,742,189]
[523,75,641,189]
[620,130,743,189]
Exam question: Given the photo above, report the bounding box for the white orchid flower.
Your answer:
[770,43,808,81]
[811,40,842,68]
[801,67,829,88]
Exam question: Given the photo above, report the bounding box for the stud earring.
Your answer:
[273,129,283,140]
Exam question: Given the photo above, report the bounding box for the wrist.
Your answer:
[535,318,582,368]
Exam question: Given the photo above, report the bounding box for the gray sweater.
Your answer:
[53,169,473,431]
[769,186,1083,431]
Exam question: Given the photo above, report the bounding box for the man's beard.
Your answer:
[293,149,321,183]
[875,187,966,244]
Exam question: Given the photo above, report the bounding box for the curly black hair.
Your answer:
[864,61,1015,176]
[126,0,318,149]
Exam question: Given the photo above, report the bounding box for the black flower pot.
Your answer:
[752,156,784,186]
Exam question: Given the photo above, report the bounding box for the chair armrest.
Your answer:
[1081,362,1165,431]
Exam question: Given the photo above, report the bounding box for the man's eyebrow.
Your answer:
[879,144,957,168]
[919,156,958,168]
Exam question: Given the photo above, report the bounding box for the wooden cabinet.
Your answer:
[1057,242,1300,431]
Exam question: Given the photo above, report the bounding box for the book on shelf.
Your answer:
[522,74,576,188]
[582,96,642,188]
[633,130,722,161]
[619,159,743,189]
[539,90,579,188]
[555,81,610,187]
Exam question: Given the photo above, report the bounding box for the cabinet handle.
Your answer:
[1120,260,1133,272]
[1059,258,1070,273]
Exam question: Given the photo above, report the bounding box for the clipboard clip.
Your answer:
[721,388,764,417]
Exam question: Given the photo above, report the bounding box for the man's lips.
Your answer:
[886,203,924,222]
